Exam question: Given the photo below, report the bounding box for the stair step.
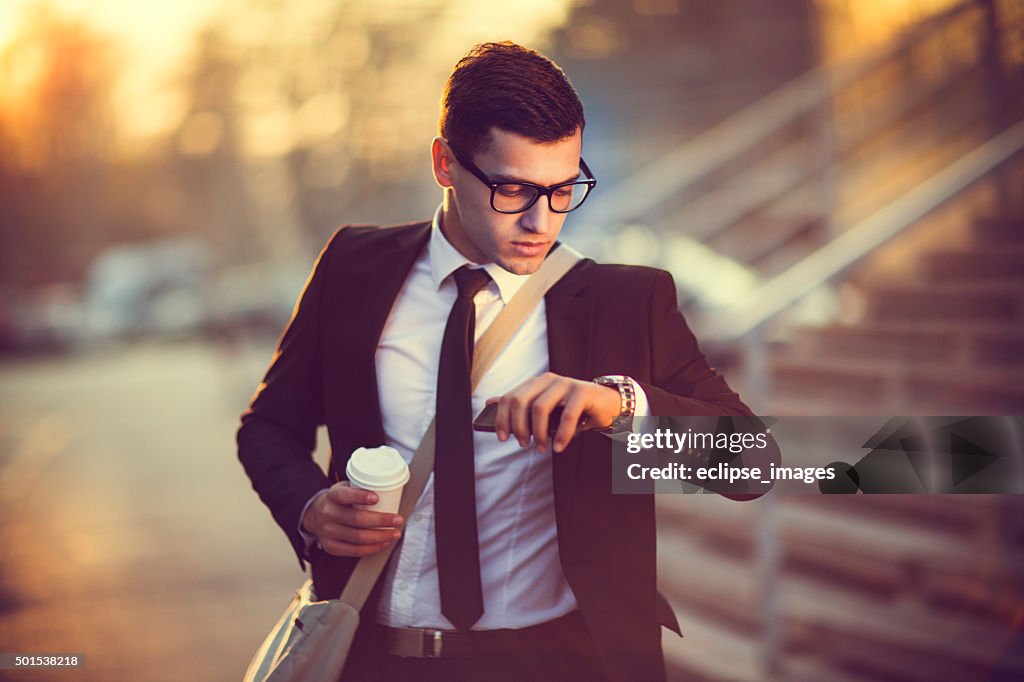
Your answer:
[971,331,1024,365]
[786,321,1022,368]
[864,283,1023,323]
[784,656,881,682]
[771,357,1024,412]
[656,497,1024,680]
[905,372,1024,413]
[814,319,1024,334]
[767,396,896,416]
[658,530,761,635]
[924,248,1024,282]
[807,613,1024,682]
[785,494,995,536]
[973,216,1024,245]
[780,500,975,584]
[659,496,946,596]
[771,359,888,407]
[659,494,1018,579]
[660,544,879,682]
[798,324,960,364]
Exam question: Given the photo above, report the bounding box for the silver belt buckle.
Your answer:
[427,629,443,657]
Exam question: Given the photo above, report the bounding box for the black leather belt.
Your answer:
[380,610,585,658]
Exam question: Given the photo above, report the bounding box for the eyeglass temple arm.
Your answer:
[580,157,596,183]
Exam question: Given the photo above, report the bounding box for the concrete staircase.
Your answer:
[659,490,1024,681]
[660,206,1024,681]
[769,216,1024,416]
[656,110,1024,680]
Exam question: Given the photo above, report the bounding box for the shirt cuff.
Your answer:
[298,488,329,558]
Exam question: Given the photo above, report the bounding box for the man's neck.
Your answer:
[439,199,486,265]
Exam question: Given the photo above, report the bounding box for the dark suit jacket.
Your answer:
[237,221,754,682]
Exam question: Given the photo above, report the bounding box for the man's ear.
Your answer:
[431,137,455,188]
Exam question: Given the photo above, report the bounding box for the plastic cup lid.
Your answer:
[346,446,410,491]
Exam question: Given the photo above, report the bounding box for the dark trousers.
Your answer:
[341,611,611,682]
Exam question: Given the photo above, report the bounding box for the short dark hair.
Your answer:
[439,42,585,160]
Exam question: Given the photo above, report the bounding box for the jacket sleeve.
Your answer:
[635,269,777,502]
[236,228,344,571]
[636,269,754,417]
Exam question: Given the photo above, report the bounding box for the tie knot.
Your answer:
[453,266,491,300]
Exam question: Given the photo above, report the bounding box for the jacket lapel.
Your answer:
[544,263,593,533]
[339,223,431,445]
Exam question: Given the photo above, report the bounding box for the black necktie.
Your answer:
[435,265,491,631]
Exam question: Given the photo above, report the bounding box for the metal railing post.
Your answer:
[981,0,1012,211]
[742,328,769,412]
[756,491,782,681]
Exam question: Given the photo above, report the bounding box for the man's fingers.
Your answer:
[332,506,404,530]
[553,391,588,453]
[508,394,532,446]
[492,379,539,441]
[493,397,510,441]
[326,481,378,507]
[504,376,549,445]
[322,521,403,546]
[502,373,560,446]
[492,374,601,449]
[320,539,394,558]
[530,382,571,451]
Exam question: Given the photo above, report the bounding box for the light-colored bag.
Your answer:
[243,245,583,682]
[244,581,358,682]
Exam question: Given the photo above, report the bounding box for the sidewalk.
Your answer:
[0,339,317,682]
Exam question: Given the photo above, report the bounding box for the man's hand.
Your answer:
[488,372,621,453]
[301,482,404,557]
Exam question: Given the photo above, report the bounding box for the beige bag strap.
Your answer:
[338,245,583,608]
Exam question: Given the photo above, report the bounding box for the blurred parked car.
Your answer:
[84,237,213,341]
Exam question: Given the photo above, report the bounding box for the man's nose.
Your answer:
[520,195,554,234]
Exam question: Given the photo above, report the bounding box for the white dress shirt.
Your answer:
[298,206,648,630]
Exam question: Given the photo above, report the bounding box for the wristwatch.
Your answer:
[592,375,636,433]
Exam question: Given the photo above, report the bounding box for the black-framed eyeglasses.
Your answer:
[450,147,597,214]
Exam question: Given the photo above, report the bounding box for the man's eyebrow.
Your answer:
[489,169,582,186]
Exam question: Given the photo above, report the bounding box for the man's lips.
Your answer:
[511,241,548,256]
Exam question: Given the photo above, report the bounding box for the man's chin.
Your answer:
[495,254,546,276]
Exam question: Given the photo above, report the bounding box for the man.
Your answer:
[237,42,752,682]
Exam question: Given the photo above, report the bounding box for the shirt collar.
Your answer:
[428,203,530,304]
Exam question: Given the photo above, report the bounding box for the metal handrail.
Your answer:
[703,119,1024,342]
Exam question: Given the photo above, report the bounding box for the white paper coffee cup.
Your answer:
[346,446,410,517]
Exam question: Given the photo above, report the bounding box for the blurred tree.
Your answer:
[0,5,119,286]
[169,26,258,264]
[224,0,575,253]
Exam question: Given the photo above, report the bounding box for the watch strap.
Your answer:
[593,375,636,432]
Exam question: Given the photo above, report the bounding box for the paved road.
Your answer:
[0,338,325,681]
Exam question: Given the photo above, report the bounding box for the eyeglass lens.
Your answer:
[492,182,591,213]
